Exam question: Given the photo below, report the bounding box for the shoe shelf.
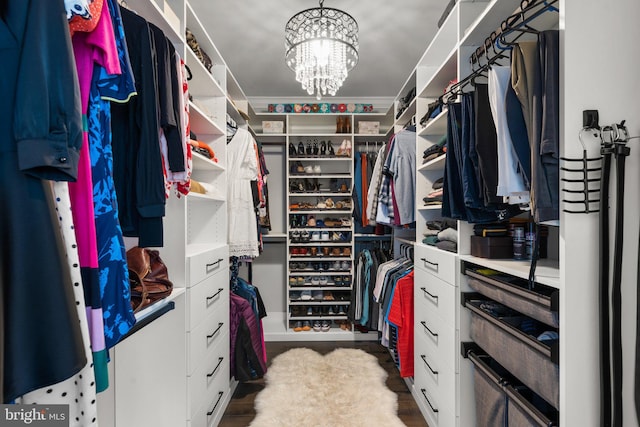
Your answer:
[291,244,351,247]
[290,300,351,305]
[289,316,349,322]
[286,123,356,337]
[288,209,353,215]
[289,173,351,179]
[288,192,354,198]
[289,157,353,162]
[289,271,352,277]
[289,226,352,231]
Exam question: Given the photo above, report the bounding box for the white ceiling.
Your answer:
[190,0,448,103]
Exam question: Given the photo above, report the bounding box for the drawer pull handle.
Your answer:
[421,389,439,413]
[206,258,224,273]
[207,288,225,301]
[206,391,225,416]
[207,322,224,339]
[421,321,438,337]
[420,257,439,272]
[420,355,438,375]
[420,287,438,302]
[207,357,225,378]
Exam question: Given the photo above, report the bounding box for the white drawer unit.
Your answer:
[415,299,456,371]
[187,305,229,373]
[188,245,229,287]
[415,244,457,285]
[414,336,456,418]
[414,268,456,326]
[187,333,231,423]
[414,382,457,427]
[188,388,229,427]
[187,271,229,330]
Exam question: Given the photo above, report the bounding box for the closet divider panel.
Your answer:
[101,0,244,424]
[561,0,640,425]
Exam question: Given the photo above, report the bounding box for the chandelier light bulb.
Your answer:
[285,0,359,100]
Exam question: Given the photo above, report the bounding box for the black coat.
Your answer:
[1,0,86,402]
[111,8,166,248]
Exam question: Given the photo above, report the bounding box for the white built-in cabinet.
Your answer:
[387,0,565,426]
[96,0,255,425]
[387,0,640,426]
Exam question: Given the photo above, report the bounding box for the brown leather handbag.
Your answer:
[127,247,174,313]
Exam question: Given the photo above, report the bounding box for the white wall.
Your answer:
[561,0,640,425]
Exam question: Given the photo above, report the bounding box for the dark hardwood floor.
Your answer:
[219,341,429,427]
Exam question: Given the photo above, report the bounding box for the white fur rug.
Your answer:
[250,348,405,427]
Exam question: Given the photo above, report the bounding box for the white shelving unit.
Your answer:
[96,0,257,425]
[285,113,356,338]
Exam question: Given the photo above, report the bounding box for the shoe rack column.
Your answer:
[285,114,355,339]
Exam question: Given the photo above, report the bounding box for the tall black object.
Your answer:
[611,140,629,427]
[598,122,630,427]
[599,136,613,427]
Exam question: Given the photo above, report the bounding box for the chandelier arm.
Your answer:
[285,39,359,64]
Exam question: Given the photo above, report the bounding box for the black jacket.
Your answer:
[7,0,83,181]
[111,7,166,247]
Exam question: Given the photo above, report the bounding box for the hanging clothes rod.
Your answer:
[437,0,558,103]
[471,0,559,66]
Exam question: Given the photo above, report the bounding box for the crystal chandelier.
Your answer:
[285,0,359,100]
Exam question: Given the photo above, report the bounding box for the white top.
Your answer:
[227,128,260,258]
[488,66,530,204]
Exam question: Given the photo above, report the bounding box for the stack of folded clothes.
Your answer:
[422,135,447,163]
[419,100,445,127]
[422,219,457,253]
[423,177,444,206]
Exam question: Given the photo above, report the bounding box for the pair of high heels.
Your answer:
[336,139,352,157]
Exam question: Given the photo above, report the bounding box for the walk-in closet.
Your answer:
[4,0,640,426]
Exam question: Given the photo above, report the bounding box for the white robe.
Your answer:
[227,128,260,257]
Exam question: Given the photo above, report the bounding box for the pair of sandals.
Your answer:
[329,247,351,257]
[289,141,336,157]
[316,198,334,209]
[291,161,321,175]
[329,178,350,193]
[290,178,320,192]
[330,231,350,242]
[320,217,352,227]
[335,139,352,157]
